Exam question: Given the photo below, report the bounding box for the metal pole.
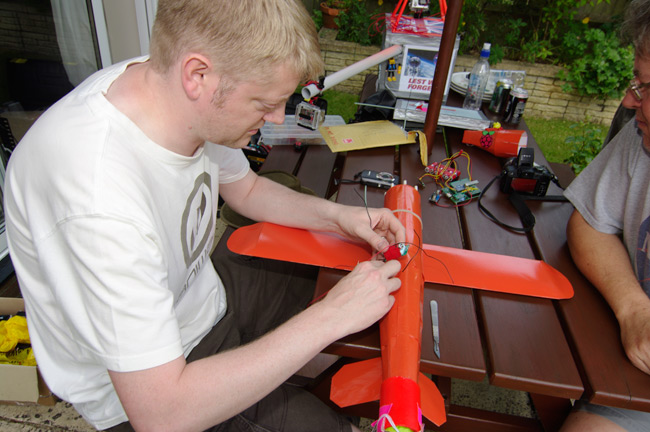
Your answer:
[423,0,464,154]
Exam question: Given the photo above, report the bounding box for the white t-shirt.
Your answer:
[4,56,249,429]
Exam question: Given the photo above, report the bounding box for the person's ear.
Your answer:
[180,53,215,100]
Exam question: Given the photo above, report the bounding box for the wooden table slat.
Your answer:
[399,138,485,380]
[400,141,464,249]
[317,140,488,382]
[441,123,583,399]
[293,145,338,198]
[257,145,302,176]
[529,199,650,411]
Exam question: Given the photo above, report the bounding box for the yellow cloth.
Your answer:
[0,315,31,352]
[0,347,36,366]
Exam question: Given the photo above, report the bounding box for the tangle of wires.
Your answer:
[308,179,456,306]
[418,150,479,208]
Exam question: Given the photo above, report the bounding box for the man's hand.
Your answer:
[220,172,406,253]
[567,210,650,376]
[618,300,650,375]
[317,259,402,336]
[334,206,406,254]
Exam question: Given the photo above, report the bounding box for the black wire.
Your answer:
[336,178,362,185]
[412,231,455,284]
[353,186,373,229]
[478,173,533,233]
[477,172,569,233]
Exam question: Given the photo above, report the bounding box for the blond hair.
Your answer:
[150,0,324,82]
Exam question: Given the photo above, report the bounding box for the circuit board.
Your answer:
[430,178,481,205]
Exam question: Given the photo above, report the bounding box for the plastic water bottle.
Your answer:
[463,43,491,110]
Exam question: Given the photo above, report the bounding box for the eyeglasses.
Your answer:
[628,77,650,101]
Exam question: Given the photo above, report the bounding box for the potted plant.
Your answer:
[320,1,345,29]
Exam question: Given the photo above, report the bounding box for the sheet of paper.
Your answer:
[319,120,414,152]
[393,99,492,130]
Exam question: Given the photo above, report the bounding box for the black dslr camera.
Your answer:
[500,148,555,197]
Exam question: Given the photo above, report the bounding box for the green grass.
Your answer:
[322,89,359,123]
[525,117,607,164]
[322,89,609,167]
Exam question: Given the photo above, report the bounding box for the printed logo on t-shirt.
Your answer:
[181,172,214,267]
[636,215,650,296]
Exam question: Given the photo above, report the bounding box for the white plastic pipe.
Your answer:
[301,44,404,100]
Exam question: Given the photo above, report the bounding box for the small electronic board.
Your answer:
[430,178,481,205]
[425,161,460,181]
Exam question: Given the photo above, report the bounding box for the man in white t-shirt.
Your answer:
[4,1,405,431]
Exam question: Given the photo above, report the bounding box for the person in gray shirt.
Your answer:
[561,1,650,430]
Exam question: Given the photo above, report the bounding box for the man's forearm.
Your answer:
[221,171,342,232]
[111,257,402,432]
[567,210,648,319]
[112,298,342,432]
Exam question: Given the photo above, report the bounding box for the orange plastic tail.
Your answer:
[418,372,447,426]
[330,357,382,408]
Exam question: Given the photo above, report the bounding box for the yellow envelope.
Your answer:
[319,120,414,152]
[319,120,428,166]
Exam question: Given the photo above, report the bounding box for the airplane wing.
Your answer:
[227,222,573,299]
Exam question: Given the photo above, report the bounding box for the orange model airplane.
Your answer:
[228,183,573,431]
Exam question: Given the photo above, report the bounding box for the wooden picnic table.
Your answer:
[206,82,650,431]
[295,111,650,431]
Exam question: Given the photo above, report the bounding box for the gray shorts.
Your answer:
[574,400,650,432]
[108,245,352,432]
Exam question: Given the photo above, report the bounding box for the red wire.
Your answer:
[370,13,386,37]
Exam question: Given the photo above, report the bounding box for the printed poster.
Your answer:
[398,45,439,95]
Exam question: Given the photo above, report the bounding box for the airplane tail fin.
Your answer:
[330,359,447,428]
[330,357,382,408]
[418,372,447,427]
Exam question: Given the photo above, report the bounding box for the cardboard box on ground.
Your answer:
[0,298,56,406]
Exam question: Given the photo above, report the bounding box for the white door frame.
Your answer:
[90,0,158,68]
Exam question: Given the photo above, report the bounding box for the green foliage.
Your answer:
[312,9,323,29]
[335,0,383,46]
[537,0,597,42]
[465,0,614,65]
[558,25,634,100]
[314,0,633,100]
[458,0,517,56]
[487,44,505,65]
[455,0,633,100]
[520,39,553,64]
[563,121,605,174]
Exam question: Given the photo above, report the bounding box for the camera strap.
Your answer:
[479,174,535,233]
[508,192,536,231]
[478,174,568,233]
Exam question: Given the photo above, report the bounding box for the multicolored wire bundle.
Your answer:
[419,150,480,207]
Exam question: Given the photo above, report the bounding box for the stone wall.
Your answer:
[319,30,623,125]
[454,56,621,125]
[319,35,382,95]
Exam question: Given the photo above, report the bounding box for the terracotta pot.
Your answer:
[320,2,342,29]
